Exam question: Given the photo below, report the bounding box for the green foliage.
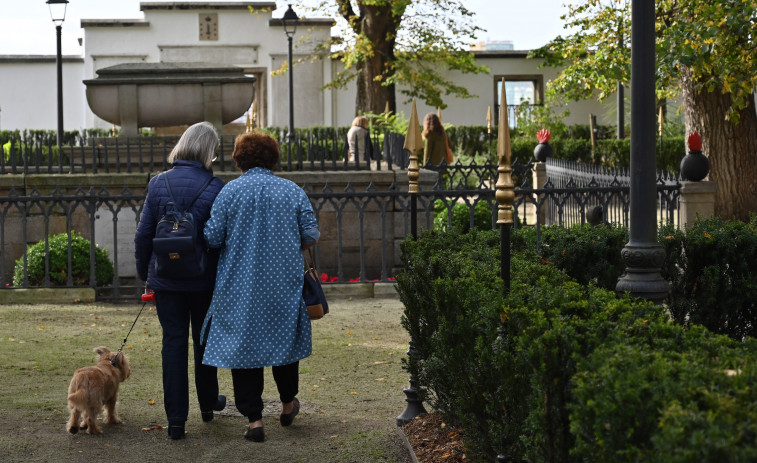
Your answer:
[308,0,489,110]
[530,0,756,122]
[13,232,114,287]
[3,139,65,165]
[433,199,493,233]
[659,215,757,341]
[397,228,757,461]
[513,224,628,290]
[570,328,757,462]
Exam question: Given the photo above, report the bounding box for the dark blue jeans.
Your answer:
[155,290,219,424]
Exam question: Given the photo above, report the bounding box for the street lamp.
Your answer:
[281,4,299,161]
[47,0,68,147]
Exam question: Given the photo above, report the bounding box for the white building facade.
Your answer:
[0,1,613,133]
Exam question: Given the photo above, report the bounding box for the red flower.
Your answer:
[329,276,338,282]
[387,277,396,281]
[537,129,551,143]
[320,272,328,282]
[688,131,702,151]
[349,277,360,283]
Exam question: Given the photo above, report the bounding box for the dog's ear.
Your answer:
[94,346,110,359]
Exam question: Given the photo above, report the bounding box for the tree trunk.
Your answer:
[354,3,398,115]
[681,67,757,221]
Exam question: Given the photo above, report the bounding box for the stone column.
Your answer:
[532,162,548,225]
[679,181,716,229]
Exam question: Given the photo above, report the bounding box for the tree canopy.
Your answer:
[531,0,756,122]
[530,0,757,220]
[304,0,489,114]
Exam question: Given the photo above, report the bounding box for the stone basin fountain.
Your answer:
[84,62,255,137]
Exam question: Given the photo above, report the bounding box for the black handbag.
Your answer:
[303,248,328,320]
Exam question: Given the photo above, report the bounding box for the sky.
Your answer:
[0,0,570,56]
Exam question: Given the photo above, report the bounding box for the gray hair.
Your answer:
[167,121,219,169]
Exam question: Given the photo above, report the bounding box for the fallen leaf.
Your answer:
[346,331,354,335]
[8,338,14,342]
[148,400,156,405]
[126,345,133,349]
[330,434,340,438]
[350,392,357,395]
[39,325,45,330]
[141,427,153,431]
[373,361,388,365]
[373,337,380,340]
[375,378,386,381]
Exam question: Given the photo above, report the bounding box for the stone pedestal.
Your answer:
[679,181,716,229]
[532,162,548,225]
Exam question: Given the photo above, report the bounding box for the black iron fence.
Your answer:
[0,138,681,300]
[0,130,406,174]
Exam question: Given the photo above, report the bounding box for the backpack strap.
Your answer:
[163,172,214,212]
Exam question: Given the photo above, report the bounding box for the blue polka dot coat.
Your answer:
[200,168,320,369]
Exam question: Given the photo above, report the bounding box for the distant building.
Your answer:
[0,2,611,132]
[470,40,515,51]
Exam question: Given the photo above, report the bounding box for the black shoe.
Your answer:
[244,426,265,442]
[167,423,186,440]
[201,395,227,422]
[279,398,300,427]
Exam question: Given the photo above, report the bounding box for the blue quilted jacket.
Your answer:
[134,160,225,292]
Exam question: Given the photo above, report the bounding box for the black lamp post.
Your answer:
[282,4,299,161]
[47,0,68,147]
[615,0,669,302]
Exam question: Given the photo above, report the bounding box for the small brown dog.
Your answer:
[66,346,131,435]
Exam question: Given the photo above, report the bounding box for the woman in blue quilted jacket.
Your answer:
[134,121,227,440]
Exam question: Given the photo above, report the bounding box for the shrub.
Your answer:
[13,232,114,287]
[433,199,494,233]
[659,215,757,340]
[397,226,757,462]
[512,224,628,290]
[570,327,757,462]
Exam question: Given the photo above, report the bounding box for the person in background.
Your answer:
[347,115,372,162]
[134,121,227,440]
[201,131,320,442]
[422,112,449,166]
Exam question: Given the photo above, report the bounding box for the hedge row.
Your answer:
[446,126,685,172]
[396,228,757,461]
[431,207,757,342]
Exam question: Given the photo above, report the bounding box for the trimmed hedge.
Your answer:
[659,215,757,340]
[13,232,114,287]
[397,228,757,462]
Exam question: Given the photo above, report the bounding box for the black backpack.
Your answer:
[152,173,214,280]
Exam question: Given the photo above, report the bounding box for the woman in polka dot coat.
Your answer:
[201,131,320,442]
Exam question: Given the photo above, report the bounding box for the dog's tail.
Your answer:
[67,388,87,407]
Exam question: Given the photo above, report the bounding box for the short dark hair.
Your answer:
[232,131,280,171]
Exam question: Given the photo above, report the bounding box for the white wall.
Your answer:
[0,57,86,131]
[0,3,620,134]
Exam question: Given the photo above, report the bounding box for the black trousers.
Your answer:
[154,290,219,423]
[231,361,299,422]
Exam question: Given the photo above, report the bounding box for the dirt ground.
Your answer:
[0,296,420,463]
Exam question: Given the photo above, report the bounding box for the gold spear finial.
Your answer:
[405,99,424,194]
[495,78,514,225]
[487,105,493,134]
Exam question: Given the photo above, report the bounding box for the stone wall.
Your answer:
[0,169,437,285]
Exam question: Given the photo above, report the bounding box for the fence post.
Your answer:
[679,181,716,229]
